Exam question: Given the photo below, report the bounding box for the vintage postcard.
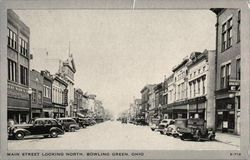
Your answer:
[0,0,249,159]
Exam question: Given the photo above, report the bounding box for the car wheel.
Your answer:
[70,127,75,132]
[195,132,201,141]
[151,128,155,131]
[209,135,215,141]
[50,130,58,138]
[15,131,24,140]
[166,133,170,136]
[160,131,164,134]
[180,136,185,140]
[173,134,177,138]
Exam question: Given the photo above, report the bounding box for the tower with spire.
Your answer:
[58,42,76,117]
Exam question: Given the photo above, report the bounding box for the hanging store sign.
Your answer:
[228,79,240,92]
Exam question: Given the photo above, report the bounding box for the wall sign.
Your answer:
[8,83,29,100]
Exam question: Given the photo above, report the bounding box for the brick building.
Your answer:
[211,9,241,135]
[52,74,68,118]
[7,9,30,123]
[30,70,43,119]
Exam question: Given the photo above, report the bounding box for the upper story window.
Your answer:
[37,91,42,104]
[237,10,241,42]
[43,85,51,98]
[221,18,233,52]
[19,37,28,56]
[8,28,17,50]
[20,65,28,85]
[220,63,231,89]
[32,89,37,103]
[236,58,241,80]
[8,59,17,82]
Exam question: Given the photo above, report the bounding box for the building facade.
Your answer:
[140,84,156,124]
[74,88,85,117]
[41,70,53,118]
[171,57,189,119]
[52,74,68,118]
[211,9,241,135]
[7,9,30,123]
[186,50,216,129]
[30,70,43,119]
[58,54,76,117]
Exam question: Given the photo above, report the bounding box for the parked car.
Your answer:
[8,118,64,140]
[121,118,127,124]
[178,118,216,141]
[89,119,97,125]
[165,118,188,137]
[158,119,175,134]
[57,118,80,132]
[72,117,86,128]
[149,118,160,131]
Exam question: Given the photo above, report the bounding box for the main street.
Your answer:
[8,121,239,150]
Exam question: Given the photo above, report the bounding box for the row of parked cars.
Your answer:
[150,118,216,141]
[8,117,97,140]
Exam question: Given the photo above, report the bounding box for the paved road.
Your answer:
[8,121,239,150]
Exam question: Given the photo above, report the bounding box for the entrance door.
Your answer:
[222,111,229,133]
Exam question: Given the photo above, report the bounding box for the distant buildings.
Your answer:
[128,8,241,135]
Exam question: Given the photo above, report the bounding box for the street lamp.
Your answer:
[28,88,33,121]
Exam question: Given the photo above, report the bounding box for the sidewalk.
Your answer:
[215,132,240,147]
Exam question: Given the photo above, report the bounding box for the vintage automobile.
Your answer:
[178,118,216,141]
[8,118,64,140]
[165,118,188,137]
[158,119,175,134]
[57,118,80,132]
[72,117,87,128]
[121,118,127,124]
[149,118,160,131]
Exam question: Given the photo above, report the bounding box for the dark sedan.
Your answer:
[8,118,64,140]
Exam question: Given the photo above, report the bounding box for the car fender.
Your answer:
[50,127,64,134]
[13,128,30,135]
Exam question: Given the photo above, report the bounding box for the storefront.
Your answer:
[162,105,173,119]
[172,106,187,119]
[172,100,188,119]
[31,108,42,119]
[7,83,30,123]
[188,96,206,119]
[216,98,235,133]
[43,108,53,118]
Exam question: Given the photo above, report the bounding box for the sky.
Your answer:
[14,9,216,116]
